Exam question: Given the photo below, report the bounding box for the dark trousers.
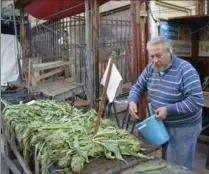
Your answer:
[162,141,169,160]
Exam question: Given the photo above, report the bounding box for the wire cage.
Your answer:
[26,1,132,99]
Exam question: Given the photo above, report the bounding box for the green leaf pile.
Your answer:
[2,100,149,174]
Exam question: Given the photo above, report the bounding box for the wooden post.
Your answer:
[85,0,93,108]
[92,0,100,108]
[196,0,204,15]
[10,142,33,174]
[93,52,116,135]
[134,1,148,120]
[27,59,32,96]
[94,58,113,135]
[139,1,148,120]
[20,8,26,59]
[130,0,138,83]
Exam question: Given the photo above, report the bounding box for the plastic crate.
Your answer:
[1,88,50,111]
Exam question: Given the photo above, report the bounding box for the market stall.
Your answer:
[0,0,196,173]
[1,100,193,174]
[2,0,160,173]
[159,15,209,169]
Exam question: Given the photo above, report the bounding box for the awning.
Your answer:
[24,0,110,21]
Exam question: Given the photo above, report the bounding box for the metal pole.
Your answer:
[85,0,93,107]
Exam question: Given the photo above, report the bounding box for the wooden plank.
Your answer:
[73,100,89,107]
[44,84,79,96]
[36,81,84,97]
[33,61,73,71]
[65,77,75,83]
[122,158,192,174]
[69,64,76,77]
[31,76,37,89]
[35,67,64,82]
[20,8,26,59]
[64,65,70,78]
[50,140,159,174]
[27,59,32,95]
[10,142,33,174]
[1,152,22,174]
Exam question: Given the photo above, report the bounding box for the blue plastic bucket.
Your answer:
[135,114,169,145]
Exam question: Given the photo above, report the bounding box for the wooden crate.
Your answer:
[28,59,75,90]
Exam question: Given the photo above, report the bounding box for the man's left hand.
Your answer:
[155,107,167,120]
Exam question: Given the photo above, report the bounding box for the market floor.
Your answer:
[1,158,9,174]
[193,142,209,174]
[151,142,209,174]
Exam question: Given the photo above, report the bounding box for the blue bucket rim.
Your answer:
[135,114,157,129]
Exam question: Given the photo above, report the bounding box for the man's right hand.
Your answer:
[129,102,139,120]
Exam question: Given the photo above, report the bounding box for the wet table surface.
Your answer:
[122,158,192,174]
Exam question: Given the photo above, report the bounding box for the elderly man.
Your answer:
[128,36,204,170]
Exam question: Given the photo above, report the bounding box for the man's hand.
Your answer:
[129,102,139,120]
[155,107,167,120]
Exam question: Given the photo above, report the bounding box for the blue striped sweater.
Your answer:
[128,55,204,127]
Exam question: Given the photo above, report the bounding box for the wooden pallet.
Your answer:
[29,59,75,89]
[35,79,85,100]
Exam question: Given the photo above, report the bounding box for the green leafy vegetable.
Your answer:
[2,100,149,174]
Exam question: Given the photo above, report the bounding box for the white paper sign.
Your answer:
[199,41,209,57]
[101,58,123,103]
[171,40,192,57]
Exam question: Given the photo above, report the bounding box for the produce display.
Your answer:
[2,100,150,174]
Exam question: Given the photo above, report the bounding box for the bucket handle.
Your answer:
[137,124,147,130]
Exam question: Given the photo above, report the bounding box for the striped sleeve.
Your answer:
[166,63,204,115]
[128,64,150,104]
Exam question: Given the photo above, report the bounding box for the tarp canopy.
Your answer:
[24,0,110,21]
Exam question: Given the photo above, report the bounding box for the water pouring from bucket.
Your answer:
[135,114,169,145]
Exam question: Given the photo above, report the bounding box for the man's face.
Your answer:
[148,43,171,72]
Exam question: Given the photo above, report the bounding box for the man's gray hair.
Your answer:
[146,36,173,53]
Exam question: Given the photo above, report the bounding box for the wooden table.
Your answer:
[49,141,161,174]
[122,158,192,174]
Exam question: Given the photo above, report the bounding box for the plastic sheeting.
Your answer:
[1,34,22,86]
